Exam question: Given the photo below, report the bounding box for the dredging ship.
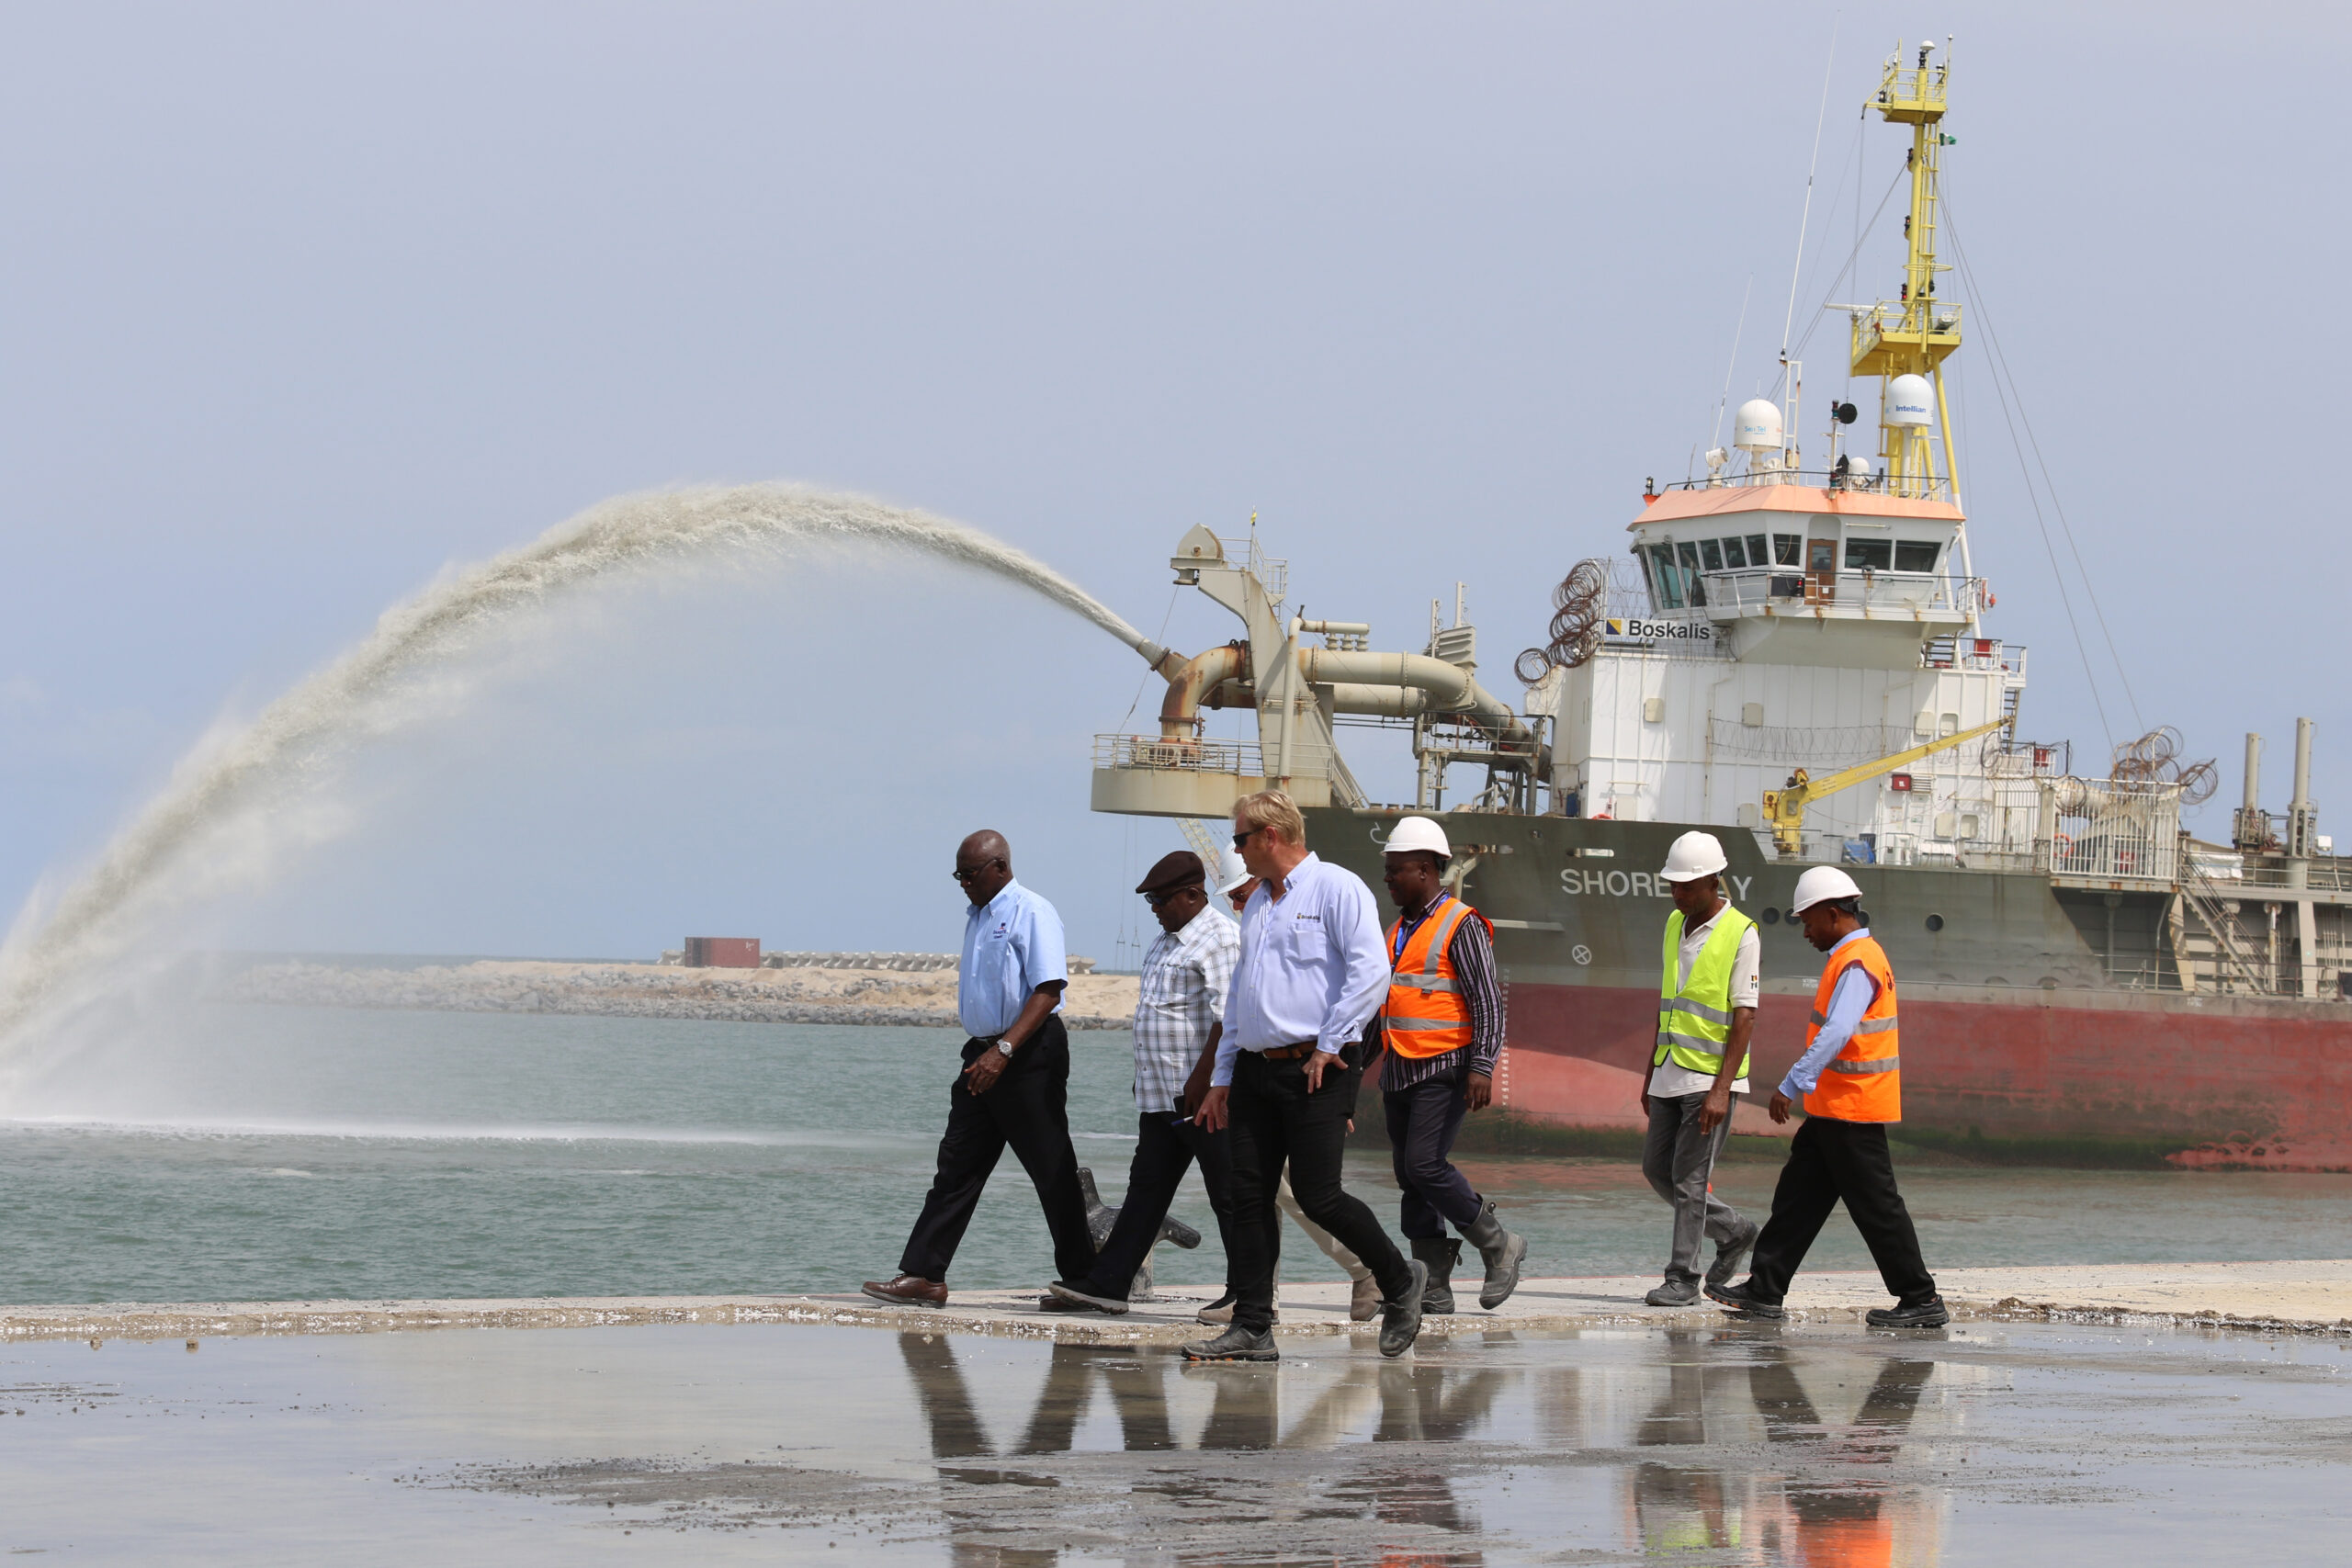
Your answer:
[1091,46,2352,1171]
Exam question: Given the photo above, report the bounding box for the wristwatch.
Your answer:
[995,1038,1016,1058]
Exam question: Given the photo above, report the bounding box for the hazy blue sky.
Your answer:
[1,1,2341,965]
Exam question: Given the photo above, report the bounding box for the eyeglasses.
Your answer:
[951,858,1005,885]
[1231,827,1261,851]
[1145,887,1198,908]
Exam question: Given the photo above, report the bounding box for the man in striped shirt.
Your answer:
[1044,851,1243,1314]
[1373,816,1525,1314]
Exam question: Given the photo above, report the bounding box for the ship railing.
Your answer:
[1093,733,1265,776]
[2229,857,2352,895]
[1924,636,2025,677]
[1655,468,1957,502]
[1693,567,1983,619]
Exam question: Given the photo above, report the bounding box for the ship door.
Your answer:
[1805,536,1838,604]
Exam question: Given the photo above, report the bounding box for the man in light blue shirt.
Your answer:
[1188,790,1426,1362]
[863,829,1095,1309]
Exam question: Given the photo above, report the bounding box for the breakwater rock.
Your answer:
[216,959,1139,1030]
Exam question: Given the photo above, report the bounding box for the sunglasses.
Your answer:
[1231,827,1261,850]
[951,858,1005,885]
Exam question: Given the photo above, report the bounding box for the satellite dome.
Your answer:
[1884,374,1936,427]
[1733,398,1784,453]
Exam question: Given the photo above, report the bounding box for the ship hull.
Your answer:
[1308,807,2352,1170]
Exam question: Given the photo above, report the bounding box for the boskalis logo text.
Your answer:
[1606,617,1714,643]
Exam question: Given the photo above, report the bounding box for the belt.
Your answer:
[1257,1042,1323,1062]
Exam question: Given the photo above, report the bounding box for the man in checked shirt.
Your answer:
[1043,851,1245,1315]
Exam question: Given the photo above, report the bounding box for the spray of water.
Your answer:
[0,483,1151,1045]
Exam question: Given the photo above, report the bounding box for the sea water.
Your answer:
[3,1005,2348,1304]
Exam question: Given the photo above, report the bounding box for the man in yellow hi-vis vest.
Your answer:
[1707,864,1948,1328]
[1640,831,1761,1307]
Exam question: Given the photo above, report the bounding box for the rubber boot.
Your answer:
[1460,1198,1527,1310]
[1410,1236,1460,1314]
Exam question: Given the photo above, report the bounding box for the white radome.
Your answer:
[1884,373,1936,427]
[1733,398,1784,452]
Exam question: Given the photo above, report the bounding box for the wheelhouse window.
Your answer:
[1773,534,1803,565]
[1721,536,1747,569]
[1844,538,1894,570]
[1699,538,1724,572]
[1746,534,1770,567]
[1645,543,1684,609]
[1894,540,1941,573]
[1675,542,1708,606]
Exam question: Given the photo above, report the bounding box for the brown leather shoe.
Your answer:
[862,1274,947,1308]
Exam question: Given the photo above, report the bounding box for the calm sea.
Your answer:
[1,1005,2346,1303]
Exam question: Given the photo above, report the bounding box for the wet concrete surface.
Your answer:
[2,1318,2346,1563]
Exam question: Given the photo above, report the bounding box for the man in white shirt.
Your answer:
[1639,831,1761,1307]
[1187,790,1426,1361]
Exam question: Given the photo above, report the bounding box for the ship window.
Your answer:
[1699,538,1724,572]
[1894,540,1941,572]
[1646,543,1684,609]
[1773,534,1803,565]
[1844,538,1893,570]
[1721,536,1747,569]
[1676,542,1707,605]
[1747,535,1770,567]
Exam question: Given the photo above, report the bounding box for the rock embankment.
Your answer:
[217,959,1140,1030]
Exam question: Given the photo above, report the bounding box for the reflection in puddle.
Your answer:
[893,1328,1962,1564]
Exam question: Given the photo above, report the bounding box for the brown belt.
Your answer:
[1258,1042,1322,1061]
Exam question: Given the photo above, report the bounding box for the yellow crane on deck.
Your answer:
[1762,717,2010,859]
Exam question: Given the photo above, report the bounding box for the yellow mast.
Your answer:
[1849,40,1962,502]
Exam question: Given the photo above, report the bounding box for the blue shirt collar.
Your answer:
[970,877,1023,918]
[1829,925,1872,954]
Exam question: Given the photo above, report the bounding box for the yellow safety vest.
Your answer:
[1655,906,1756,1078]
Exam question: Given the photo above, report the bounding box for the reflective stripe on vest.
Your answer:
[1801,934,1902,1122]
[1653,905,1755,1079]
[1379,896,1486,1059]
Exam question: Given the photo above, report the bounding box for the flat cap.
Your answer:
[1135,851,1208,895]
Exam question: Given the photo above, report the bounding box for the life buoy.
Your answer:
[2052,832,2074,858]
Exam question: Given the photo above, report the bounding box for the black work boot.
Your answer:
[1410,1236,1460,1314]
[1181,1325,1278,1361]
[1377,1259,1430,1358]
[1866,1295,1951,1329]
[1459,1198,1527,1309]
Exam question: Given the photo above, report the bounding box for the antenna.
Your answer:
[1780,19,1840,359]
[1708,276,1755,456]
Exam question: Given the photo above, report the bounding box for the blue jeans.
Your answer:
[1383,1060,1484,1241]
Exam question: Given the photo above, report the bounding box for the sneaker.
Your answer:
[1703,1280,1785,1321]
[1377,1260,1430,1358]
[1866,1296,1951,1329]
[1707,1219,1760,1288]
[1645,1278,1702,1307]
[1181,1325,1278,1361]
[1044,1281,1128,1315]
[1349,1274,1383,1322]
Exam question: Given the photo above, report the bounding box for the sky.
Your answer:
[0,0,2342,967]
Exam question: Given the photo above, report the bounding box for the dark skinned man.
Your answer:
[1372,815,1526,1314]
[864,830,1094,1307]
[1706,865,1949,1328]
[1044,851,1245,1315]
[1639,830,1762,1307]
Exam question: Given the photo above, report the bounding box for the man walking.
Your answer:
[1187,790,1427,1361]
[1707,866,1949,1327]
[1374,815,1526,1314]
[1044,851,1245,1315]
[1639,830,1761,1307]
[863,830,1095,1307]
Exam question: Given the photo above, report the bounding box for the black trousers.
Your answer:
[1067,1110,1243,1301]
[1745,1115,1937,1306]
[1227,1045,1409,1333]
[897,1016,1096,1283]
[1382,1062,1483,1240]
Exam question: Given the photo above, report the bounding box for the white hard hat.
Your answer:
[1216,855,1254,897]
[1384,816,1452,859]
[1659,830,1728,883]
[1791,865,1864,914]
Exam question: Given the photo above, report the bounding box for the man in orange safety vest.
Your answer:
[1706,864,1948,1328]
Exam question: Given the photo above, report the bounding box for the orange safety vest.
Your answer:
[1802,933,1900,1122]
[1380,894,1490,1059]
